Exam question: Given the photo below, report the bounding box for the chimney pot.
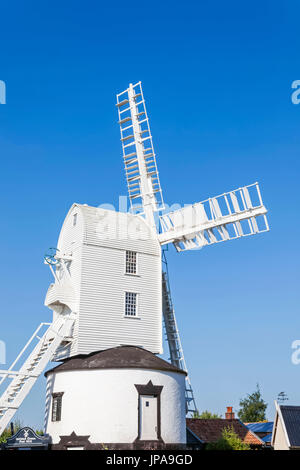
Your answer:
[225,406,235,420]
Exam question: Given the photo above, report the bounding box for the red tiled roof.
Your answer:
[186,418,263,446]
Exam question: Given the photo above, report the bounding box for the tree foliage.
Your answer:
[0,420,43,444]
[0,420,23,444]
[193,410,222,419]
[238,384,267,423]
[206,426,250,451]
[0,429,12,444]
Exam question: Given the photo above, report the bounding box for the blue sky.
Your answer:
[0,0,299,428]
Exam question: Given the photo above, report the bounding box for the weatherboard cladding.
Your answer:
[50,204,162,358]
[45,346,187,376]
[78,244,162,354]
[78,204,160,255]
[280,405,300,448]
[45,282,76,312]
[56,204,84,357]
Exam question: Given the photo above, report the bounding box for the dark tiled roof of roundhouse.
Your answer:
[45,346,187,377]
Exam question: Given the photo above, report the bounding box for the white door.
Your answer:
[140,395,158,440]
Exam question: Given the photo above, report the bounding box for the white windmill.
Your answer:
[0,81,269,439]
[116,81,269,412]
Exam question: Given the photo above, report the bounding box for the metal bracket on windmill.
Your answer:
[44,248,73,284]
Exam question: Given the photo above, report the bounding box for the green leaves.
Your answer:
[206,426,250,450]
[238,384,267,423]
[193,410,222,419]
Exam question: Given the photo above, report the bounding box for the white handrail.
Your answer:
[0,323,51,387]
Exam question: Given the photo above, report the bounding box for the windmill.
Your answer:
[0,81,269,436]
[116,81,269,412]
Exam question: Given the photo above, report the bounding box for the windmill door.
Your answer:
[140,395,158,440]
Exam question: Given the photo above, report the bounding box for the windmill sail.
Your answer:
[116,82,164,229]
[159,182,269,251]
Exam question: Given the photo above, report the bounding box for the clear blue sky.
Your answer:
[0,0,299,428]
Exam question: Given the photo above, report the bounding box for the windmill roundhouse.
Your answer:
[44,346,186,449]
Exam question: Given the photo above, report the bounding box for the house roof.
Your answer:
[45,345,187,377]
[260,433,272,443]
[278,405,300,448]
[186,418,263,446]
[245,422,274,433]
[186,427,204,447]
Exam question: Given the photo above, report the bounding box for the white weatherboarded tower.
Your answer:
[0,82,269,449]
[45,205,163,358]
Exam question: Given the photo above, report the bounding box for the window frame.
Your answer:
[124,250,139,276]
[124,291,139,318]
[51,392,64,422]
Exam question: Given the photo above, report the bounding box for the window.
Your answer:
[125,292,137,317]
[51,393,63,422]
[125,251,137,274]
[73,213,77,226]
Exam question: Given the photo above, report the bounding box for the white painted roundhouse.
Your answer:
[44,346,187,450]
